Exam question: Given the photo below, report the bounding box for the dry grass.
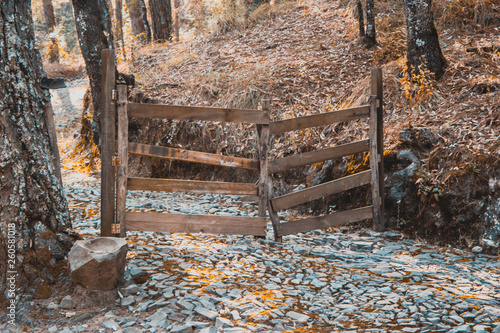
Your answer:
[122,0,500,185]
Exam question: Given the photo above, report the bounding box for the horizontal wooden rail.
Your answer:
[128,103,269,124]
[269,140,369,174]
[278,206,373,236]
[129,142,260,171]
[271,170,371,211]
[127,177,258,196]
[269,105,370,134]
[126,212,267,236]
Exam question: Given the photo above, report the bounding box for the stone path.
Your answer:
[3,80,499,333]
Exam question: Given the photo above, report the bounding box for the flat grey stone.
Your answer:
[151,273,170,280]
[178,300,195,311]
[230,310,241,320]
[195,307,219,320]
[199,327,217,333]
[286,311,309,323]
[448,324,472,333]
[121,295,136,306]
[216,317,234,329]
[102,320,120,331]
[48,326,57,332]
[121,284,139,296]
[123,328,142,333]
[59,296,72,310]
[129,266,145,277]
[170,325,193,333]
[148,310,168,327]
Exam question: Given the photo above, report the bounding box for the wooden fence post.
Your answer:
[101,49,116,237]
[115,85,128,237]
[371,68,385,231]
[257,100,270,220]
[369,96,382,231]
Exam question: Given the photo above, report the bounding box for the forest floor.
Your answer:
[5,52,500,333]
[117,0,500,248]
[2,0,500,331]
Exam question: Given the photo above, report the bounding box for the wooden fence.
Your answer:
[100,49,384,240]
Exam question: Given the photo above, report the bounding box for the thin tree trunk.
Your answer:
[364,0,376,47]
[140,0,152,43]
[149,0,173,42]
[42,0,60,63]
[125,0,148,43]
[0,0,72,304]
[173,0,180,42]
[115,0,126,58]
[404,0,446,79]
[357,0,365,37]
[71,0,114,146]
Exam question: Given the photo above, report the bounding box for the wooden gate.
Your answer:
[99,49,384,239]
[100,50,268,237]
[266,69,384,240]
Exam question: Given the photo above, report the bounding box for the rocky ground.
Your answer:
[2,75,500,332]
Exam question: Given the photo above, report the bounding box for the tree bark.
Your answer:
[115,0,126,58]
[0,0,72,305]
[364,0,376,47]
[42,0,60,63]
[403,0,446,79]
[125,0,148,43]
[149,0,172,42]
[357,0,365,37]
[173,0,180,42]
[140,0,152,43]
[71,0,114,146]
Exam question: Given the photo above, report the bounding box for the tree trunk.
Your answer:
[149,0,172,42]
[357,0,365,37]
[173,0,180,42]
[115,0,126,58]
[140,0,152,43]
[0,0,72,306]
[42,0,60,63]
[364,0,376,47]
[404,0,446,79]
[125,0,148,43]
[71,0,114,147]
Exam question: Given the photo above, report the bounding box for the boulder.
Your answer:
[69,237,128,290]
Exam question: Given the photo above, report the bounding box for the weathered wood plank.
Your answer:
[269,105,370,134]
[44,102,62,185]
[100,49,116,237]
[271,170,371,211]
[369,96,382,231]
[269,140,369,174]
[268,199,282,242]
[128,103,269,124]
[371,68,385,231]
[127,177,258,196]
[128,142,260,171]
[257,100,271,218]
[126,212,267,236]
[116,85,128,236]
[278,206,373,236]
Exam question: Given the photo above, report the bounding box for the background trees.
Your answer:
[71,0,114,146]
[42,0,60,63]
[149,0,173,42]
[125,0,151,43]
[0,0,72,302]
[403,0,446,79]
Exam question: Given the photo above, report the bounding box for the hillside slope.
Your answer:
[120,0,500,249]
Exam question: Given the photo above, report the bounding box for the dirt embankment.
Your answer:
[81,0,500,250]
